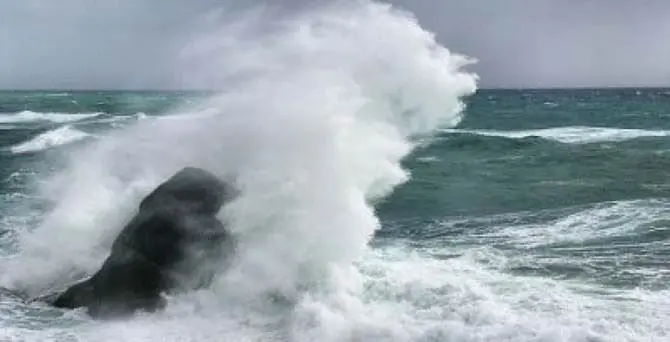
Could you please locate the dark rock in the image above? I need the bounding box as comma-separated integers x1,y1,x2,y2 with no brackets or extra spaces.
48,167,237,318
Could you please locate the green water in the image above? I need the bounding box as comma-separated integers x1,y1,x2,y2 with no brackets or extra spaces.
1,88,669,341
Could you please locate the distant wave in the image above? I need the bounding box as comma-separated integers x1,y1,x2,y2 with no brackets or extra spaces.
90,112,149,126
442,126,670,144
9,126,92,154
0,111,103,124
416,156,440,163
44,92,71,97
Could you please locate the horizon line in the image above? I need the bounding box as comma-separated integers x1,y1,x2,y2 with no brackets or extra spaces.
1,85,669,92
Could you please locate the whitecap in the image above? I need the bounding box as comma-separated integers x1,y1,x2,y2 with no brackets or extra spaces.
0,111,103,124
443,126,670,144
9,126,93,154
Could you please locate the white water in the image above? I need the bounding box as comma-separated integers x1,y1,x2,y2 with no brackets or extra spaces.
9,125,92,154
0,111,102,124
1,1,481,340
443,126,670,144
3,1,667,341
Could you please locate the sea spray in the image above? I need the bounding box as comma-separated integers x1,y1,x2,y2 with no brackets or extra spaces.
3,1,477,337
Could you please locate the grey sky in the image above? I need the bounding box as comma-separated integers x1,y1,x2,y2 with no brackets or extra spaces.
0,0,668,89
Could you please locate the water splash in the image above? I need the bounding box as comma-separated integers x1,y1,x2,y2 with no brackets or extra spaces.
3,1,478,340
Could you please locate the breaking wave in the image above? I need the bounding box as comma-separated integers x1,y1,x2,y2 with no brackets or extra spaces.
442,126,670,144
2,1,481,341
0,111,103,124
9,126,93,155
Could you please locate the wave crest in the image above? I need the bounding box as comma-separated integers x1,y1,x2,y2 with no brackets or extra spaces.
0,111,103,124
9,126,92,154
443,126,670,144
5,1,478,340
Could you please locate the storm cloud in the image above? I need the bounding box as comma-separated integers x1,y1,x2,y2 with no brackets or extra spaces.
0,0,668,89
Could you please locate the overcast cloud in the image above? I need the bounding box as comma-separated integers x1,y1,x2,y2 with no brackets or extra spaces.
0,0,668,89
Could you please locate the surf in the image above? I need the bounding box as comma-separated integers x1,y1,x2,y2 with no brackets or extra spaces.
441,126,670,144
8,125,93,154
1,1,477,340
0,111,102,124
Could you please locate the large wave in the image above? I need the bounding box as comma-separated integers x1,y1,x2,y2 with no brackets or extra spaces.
2,1,477,340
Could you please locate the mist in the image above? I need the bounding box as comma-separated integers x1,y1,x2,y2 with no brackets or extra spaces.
1,0,668,89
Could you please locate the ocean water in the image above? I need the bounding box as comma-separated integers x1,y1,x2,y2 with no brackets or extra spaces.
1,2,670,342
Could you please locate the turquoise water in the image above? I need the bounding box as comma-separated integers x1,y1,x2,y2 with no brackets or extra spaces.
1,89,669,341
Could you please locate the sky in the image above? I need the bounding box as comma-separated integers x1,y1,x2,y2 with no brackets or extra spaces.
0,0,668,89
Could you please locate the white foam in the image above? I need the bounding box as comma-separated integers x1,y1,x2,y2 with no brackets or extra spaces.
443,126,670,144
0,0,474,337
3,1,668,339
0,111,103,124
93,112,150,127
5,0,476,290
6,1,665,341
352,246,670,341
9,126,92,155
462,199,670,249
4,246,668,341
416,156,440,163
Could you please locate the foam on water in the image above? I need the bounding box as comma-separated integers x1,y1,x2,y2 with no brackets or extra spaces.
0,111,103,124
0,0,480,340
443,126,670,144
497,200,670,249
2,1,667,341
5,245,669,341
9,126,93,155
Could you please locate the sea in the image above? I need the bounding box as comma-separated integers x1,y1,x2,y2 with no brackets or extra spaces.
0,87,668,341
1,2,670,342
